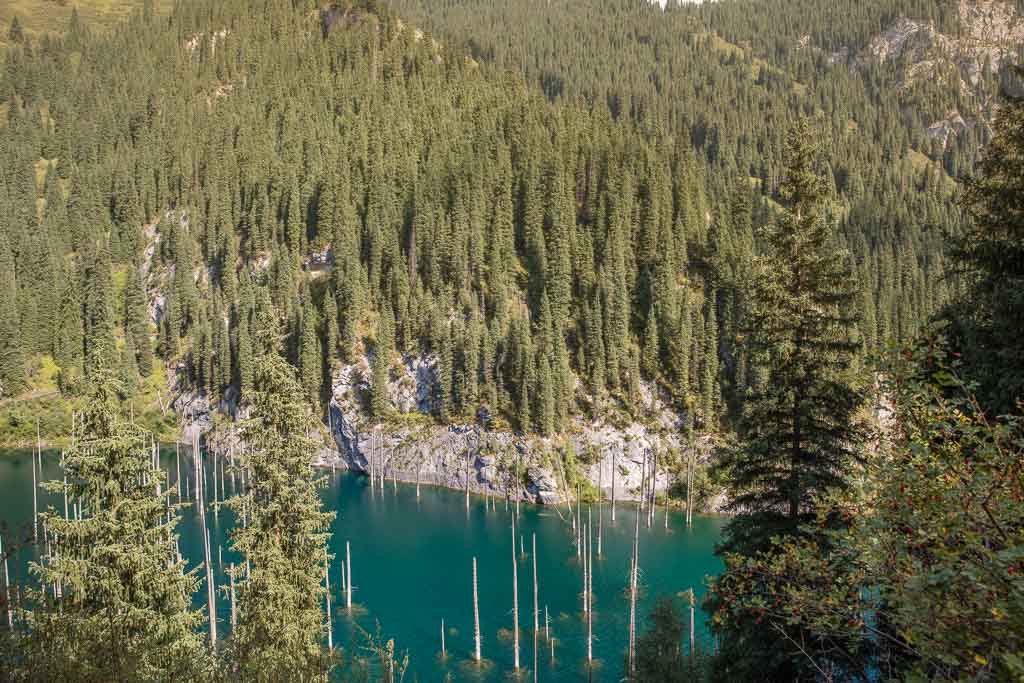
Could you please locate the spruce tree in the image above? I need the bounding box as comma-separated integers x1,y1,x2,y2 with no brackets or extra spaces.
708,119,866,680
21,363,209,681
371,303,395,419
0,233,24,398
228,347,334,679
947,80,1024,415
124,262,153,377
299,296,323,407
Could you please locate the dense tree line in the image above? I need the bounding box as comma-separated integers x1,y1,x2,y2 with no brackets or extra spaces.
0,0,1021,680
0,0,971,441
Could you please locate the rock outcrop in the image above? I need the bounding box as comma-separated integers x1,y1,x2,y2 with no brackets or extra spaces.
822,0,1024,146
316,352,722,509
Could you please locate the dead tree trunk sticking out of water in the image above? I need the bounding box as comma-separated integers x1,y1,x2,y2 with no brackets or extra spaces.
688,588,696,667
533,533,539,683
516,452,522,518
512,514,520,671
628,501,641,676
465,447,471,512
230,563,237,628
648,449,657,528
610,450,617,524
2,535,12,628
229,442,236,494
346,541,353,611
324,551,333,650
175,443,182,504
32,421,39,543
203,526,216,649
212,452,219,521
532,533,539,633
587,519,593,665
472,556,481,661
441,618,446,657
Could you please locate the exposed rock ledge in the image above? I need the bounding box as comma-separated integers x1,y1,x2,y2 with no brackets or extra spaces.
315,353,722,511
173,352,725,513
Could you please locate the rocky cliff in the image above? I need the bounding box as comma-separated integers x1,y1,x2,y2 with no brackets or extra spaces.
315,351,719,509
828,0,1024,145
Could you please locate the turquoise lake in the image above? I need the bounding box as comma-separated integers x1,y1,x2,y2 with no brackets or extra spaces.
0,448,724,680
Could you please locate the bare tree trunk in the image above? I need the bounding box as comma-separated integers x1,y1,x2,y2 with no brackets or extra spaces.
324,553,333,650
587,519,593,664
204,526,216,649
689,588,696,667
33,420,39,543
230,563,237,628
441,618,446,657
2,535,12,628
611,450,617,523
532,532,539,633
512,515,520,670
533,533,539,683
649,449,657,528
473,556,481,661
176,442,182,504
628,501,641,675
346,541,353,611
582,522,588,616
598,463,603,555
212,452,219,521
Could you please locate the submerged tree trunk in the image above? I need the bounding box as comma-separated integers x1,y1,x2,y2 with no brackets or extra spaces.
512,515,520,670
473,556,481,661
346,540,353,611
628,501,640,675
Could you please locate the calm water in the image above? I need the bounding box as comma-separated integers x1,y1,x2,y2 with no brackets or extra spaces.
0,448,724,681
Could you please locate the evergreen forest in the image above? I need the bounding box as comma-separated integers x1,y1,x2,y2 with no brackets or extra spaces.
0,0,1022,680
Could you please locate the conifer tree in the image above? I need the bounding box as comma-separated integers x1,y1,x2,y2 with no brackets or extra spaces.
717,117,865,550
708,118,866,680
124,262,153,377
371,302,395,419
21,363,209,681
229,345,334,679
82,245,117,377
299,296,323,407
0,234,24,398
947,80,1024,415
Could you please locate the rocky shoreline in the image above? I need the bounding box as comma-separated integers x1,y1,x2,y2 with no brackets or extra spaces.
176,351,728,512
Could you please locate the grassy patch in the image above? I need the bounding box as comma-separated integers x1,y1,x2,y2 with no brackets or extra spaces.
0,354,178,448
906,147,957,194
1,1,171,47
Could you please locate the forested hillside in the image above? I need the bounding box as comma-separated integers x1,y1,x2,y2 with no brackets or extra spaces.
1,1,1022,681
0,0,989,446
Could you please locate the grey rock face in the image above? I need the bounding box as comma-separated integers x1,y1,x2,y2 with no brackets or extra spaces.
172,350,727,513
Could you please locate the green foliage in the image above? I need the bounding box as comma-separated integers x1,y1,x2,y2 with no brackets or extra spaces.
945,73,1024,416
707,334,1024,681
633,595,710,683
0,232,25,398
13,362,210,681
228,348,335,679
706,118,867,679
716,118,867,553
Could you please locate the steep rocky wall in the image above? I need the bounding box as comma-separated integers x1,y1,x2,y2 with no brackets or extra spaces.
170,349,723,511
318,352,720,509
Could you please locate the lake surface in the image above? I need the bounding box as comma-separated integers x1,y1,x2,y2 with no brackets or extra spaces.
0,448,724,681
